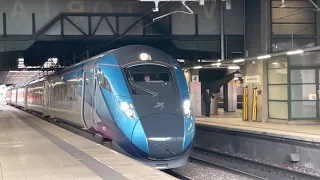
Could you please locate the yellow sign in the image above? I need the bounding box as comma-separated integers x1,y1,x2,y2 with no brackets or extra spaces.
252,88,258,122
243,86,248,121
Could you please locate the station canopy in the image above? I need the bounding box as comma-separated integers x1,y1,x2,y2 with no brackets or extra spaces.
0,58,61,85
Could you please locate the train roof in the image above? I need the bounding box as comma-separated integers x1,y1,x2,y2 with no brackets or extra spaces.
109,45,173,66
7,45,175,88
62,45,174,70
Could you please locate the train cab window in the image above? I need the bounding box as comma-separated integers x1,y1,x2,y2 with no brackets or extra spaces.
97,69,112,92
124,64,178,96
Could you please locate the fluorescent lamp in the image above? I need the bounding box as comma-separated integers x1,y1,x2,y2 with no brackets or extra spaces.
287,49,304,55
233,59,245,63
212,63,221,66
272,62,279,65
228,66,240,70
193,66,202,69
257,55,271,59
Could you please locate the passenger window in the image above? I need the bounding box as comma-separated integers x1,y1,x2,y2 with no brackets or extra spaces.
97,69,112,92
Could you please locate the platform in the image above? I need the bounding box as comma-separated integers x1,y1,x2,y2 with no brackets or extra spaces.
0,105,176,180
196,112,320,143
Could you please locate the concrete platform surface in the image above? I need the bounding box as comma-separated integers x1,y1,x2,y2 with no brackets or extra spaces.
0,105,176,180
196,116,320,143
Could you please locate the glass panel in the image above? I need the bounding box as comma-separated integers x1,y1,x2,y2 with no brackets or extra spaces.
97,68,112,92
268,69,287,84
272,24,315,35
268,85,288,100
272,39,315,53
289,52,320,67
272,1,312,8
269,101,288,119
272,8,314,23
268,56,287,69
291,84,316,100
292,101,316,118
124,64,178,96
291,69,315,84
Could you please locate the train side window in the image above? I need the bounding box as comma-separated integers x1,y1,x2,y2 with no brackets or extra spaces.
97,69,112,92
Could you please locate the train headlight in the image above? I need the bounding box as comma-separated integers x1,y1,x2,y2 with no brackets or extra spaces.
120,101,135,118
183,100,191,116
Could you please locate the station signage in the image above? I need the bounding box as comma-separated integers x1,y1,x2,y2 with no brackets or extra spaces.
309,94,316,100
192,75,199,82
245,75,260,84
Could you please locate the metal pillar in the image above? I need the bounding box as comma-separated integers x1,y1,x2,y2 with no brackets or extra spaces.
220,0,225,60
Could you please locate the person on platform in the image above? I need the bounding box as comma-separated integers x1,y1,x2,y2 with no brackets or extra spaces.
203,88,214,117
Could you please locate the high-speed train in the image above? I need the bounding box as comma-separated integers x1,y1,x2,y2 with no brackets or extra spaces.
6,45,195,169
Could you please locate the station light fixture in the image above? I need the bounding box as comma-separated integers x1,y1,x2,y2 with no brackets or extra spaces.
286,49,304,55
50,58,58,63
257,54,271,60
228,66,240,70
193,66,202,69
233,59,245,63
212,62,221,66
138,0,205,12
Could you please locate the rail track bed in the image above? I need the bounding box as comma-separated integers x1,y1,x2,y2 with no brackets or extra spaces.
192,146,320,180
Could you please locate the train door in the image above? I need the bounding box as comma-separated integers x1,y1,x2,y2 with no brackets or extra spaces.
92,67,99,130
43,80,52,117
11,89,17,105
24,86,27,108
81,67,96,130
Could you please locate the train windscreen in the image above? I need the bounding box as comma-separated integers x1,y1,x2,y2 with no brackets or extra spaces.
124,64,178,96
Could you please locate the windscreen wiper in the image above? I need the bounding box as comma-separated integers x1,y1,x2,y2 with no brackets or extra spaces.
128,78,159,97
127,70,159,97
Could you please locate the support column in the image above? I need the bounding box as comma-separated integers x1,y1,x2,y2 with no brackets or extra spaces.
220,0,225,61
243,0,271,122
316,0,320,45
188,69,202,117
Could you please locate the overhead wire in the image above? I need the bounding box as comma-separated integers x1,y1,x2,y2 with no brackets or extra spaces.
72,0,318,62
72,1,198,61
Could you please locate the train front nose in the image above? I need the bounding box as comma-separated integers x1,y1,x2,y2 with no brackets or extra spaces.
132,113,184,160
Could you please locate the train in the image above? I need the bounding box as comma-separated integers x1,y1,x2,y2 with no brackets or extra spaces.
6,45,195,169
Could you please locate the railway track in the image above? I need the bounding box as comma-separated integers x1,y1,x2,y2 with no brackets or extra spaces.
164,170,195,180
189,155,266,180
192,147,320,180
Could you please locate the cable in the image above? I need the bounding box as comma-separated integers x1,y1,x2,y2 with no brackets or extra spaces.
73,0,316,62
72,1,198,61
194,5,317,53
